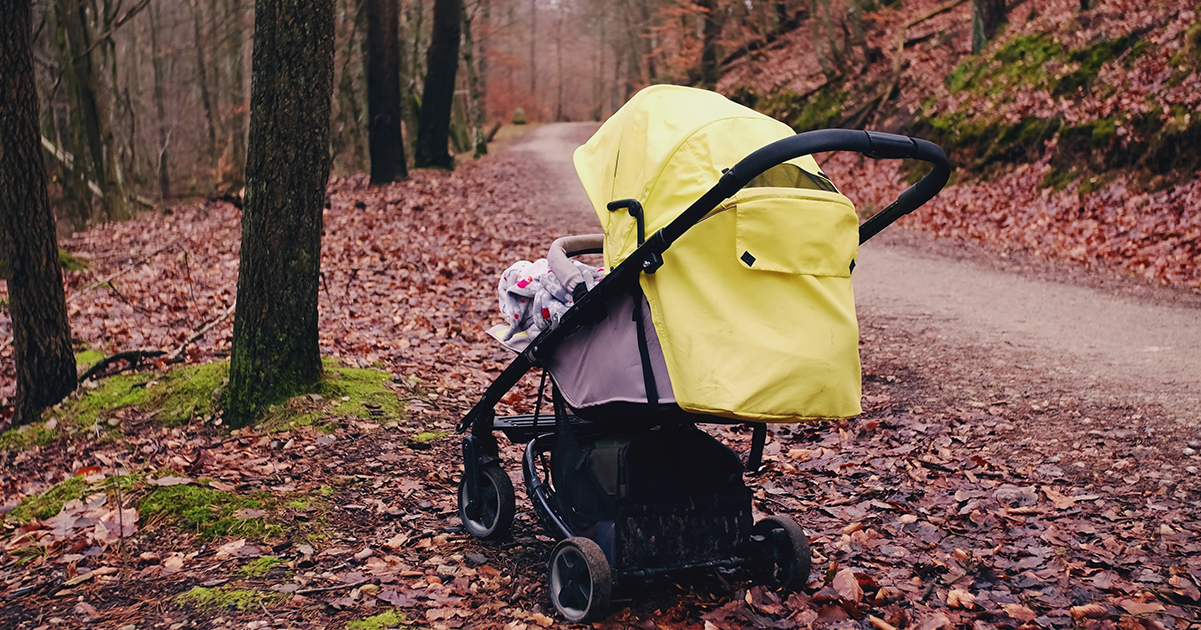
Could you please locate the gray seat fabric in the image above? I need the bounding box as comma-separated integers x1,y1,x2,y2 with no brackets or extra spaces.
544,291,675,410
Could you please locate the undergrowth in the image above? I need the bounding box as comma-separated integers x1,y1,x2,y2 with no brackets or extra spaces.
140,484,282,540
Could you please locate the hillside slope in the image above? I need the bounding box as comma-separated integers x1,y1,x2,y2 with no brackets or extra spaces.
718,0,1201,288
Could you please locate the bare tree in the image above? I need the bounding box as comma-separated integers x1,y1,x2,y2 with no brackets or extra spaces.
414,0,461,169
365,0,408,183
227,0,336,426
1,0,78,426
972,0,1006,53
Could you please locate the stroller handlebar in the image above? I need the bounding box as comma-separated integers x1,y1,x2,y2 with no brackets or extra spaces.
723,129,951,245
457,129,949,435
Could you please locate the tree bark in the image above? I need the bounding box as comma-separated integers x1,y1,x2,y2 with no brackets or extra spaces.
58,0,130,221
227,0,335,427
364,0,407,183
189,0,220,162
462,0,487,156
528,0,536,100
698,0,721,89
149,1,170,200
0,0,78,426
414,0,461,169
971,0,1006,53
225,0,248,187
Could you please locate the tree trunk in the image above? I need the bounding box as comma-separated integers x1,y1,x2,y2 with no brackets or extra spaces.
971,0,1006,54
190,0,219,162
0,0,78,426
225,0,248,187
150,1,170,200
58,0,129,221
554,6,564,121
698,0,721,89
227,0,335,427
400,0,424,164
52,12,94,229
462,0,487,157
365,0,407,183
414,0,461,169
528,0,536,101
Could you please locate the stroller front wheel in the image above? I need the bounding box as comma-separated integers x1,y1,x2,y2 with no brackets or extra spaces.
751,515,812,590
457,464,515,539
548,537,612,623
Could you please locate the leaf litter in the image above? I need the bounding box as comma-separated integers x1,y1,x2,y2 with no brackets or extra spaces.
0,146,1197,627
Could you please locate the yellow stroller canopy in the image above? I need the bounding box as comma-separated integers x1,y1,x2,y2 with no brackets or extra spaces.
573,85,864,422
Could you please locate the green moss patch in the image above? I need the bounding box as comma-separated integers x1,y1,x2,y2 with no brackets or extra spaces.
239,556,286,577
48,361,228,433
140,484,282,540
175,586,285,611
0,422,57,452
8,475,89,523
411,431,447,443
259,360,404,431
74,349,105,370
347,611,413,630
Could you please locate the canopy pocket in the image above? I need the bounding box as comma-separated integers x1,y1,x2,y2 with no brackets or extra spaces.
734,192,858,278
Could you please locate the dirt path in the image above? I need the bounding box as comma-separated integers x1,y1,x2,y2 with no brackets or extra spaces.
507,122,1201,432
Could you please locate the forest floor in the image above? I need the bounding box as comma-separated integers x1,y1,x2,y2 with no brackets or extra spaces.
1,124,1200,630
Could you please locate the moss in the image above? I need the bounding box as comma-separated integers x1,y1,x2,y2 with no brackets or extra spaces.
347,611,413,630
0,250,87,279
791,87,848,132
8,475,89,523
50,361,226,432
318,486,335,496
315,360,404,420
175,586,286,611
1040,165,1081,190
1054,35,1135,96
58,250,89,271
284,499,310,509
411,431,447,443
0,422,57,452
947,34,1064,94
74,349,105,369
140,484,282,540
239,556,286,577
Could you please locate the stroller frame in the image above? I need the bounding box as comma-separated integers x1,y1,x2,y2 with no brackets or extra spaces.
457,129,950,622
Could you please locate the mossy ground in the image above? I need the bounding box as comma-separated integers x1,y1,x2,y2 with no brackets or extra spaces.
347,611,413,630
174,586,286,611
7,475,89,523
239,556,286,577
1,358,404,452
411,431,447,443
140,484,283,540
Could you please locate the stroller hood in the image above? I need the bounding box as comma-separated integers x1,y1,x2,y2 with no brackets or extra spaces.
570,86,863,421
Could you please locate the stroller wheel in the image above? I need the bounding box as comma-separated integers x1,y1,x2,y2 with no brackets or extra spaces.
457,464,515,539
751,515,812,590
548,537,611,623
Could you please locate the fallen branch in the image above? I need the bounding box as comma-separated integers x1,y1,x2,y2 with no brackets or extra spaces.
296,579,371,595
79,350,166,382
165,301,236,361
78,301,235,381
66,244,179,305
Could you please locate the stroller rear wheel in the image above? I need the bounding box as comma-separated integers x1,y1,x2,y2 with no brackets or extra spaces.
457,464,515,539
548,537,611,623
751,515,812,590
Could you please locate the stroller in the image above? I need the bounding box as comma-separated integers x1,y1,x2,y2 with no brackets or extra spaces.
456,86,950,622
